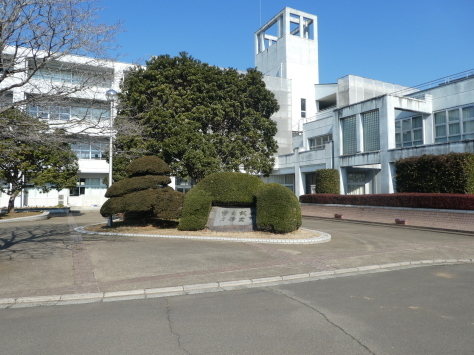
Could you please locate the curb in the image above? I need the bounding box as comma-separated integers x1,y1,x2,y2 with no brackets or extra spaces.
0,211,50,224
74,225,332,245
2,258,472,309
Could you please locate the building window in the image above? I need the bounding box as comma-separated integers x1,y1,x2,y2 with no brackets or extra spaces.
395,116,423,148
260,174,295,192
70,141,108,160
70,178,105,196
30,64,113,87
175,177,195,193
341,115,356,155
27,105,71,120
301,98,306,118
347,172,366,195
362,110,380,152
435,105,474,142
309,134,332,150
27,104,109,121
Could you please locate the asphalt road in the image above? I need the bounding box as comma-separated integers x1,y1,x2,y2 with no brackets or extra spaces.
1,263,473,355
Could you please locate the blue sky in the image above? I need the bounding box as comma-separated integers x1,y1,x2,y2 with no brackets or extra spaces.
101,0,474,87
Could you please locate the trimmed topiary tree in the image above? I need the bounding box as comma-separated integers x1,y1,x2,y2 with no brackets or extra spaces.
178,172,264,230
256,183,302,233
100,156,184,223
315,169,340,194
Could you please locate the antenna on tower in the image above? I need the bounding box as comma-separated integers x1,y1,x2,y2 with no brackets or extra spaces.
259,0,262,27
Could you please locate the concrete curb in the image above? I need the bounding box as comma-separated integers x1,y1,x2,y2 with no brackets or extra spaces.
0,211,50,224
2,258,472,309
74,225,332,245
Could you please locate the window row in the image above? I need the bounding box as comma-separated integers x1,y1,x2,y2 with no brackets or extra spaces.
309,134,332,150
434,105,474,142
70,178,107,196
27,105,110,121
31,66,113,87
70,142,109,160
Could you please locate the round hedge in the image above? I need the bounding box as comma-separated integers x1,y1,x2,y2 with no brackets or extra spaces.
105,175,172,197
125,156,171,177
256,183,302,233
194,172,265,206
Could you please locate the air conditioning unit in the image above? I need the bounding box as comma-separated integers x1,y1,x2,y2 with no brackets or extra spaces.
58,194,64,205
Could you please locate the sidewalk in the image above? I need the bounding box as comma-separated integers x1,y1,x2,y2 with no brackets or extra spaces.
301,204,474,233
0,210,473,307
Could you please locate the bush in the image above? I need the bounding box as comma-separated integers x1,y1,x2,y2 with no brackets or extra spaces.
177,189,213,230
299,193,474,210
395,153,474,194
125,156,171,177
194,172,265,206
178,172,264,230
315,169,340,194
256,183,302,233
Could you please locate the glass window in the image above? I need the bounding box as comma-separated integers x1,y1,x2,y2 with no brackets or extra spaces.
70,178,106,196
435,105,474,142
301,98,306,118
309,134,332,150
362,110,380,152
70,141,108,160
395,115,423,148
341,116,356,155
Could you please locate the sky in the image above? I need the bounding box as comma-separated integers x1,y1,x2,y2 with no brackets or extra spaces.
100,0,474,87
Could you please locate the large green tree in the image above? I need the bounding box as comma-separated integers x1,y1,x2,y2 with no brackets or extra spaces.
0,110,78,212
115,52,279,182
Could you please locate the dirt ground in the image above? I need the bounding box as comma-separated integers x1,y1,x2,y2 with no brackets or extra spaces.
84,221,320,240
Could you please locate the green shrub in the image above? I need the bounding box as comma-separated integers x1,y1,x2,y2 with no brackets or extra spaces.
395,153,474,193
125,156,171,177
105,175,172,197
315,169,340,194
178,172,264,230
256,183,302,233
177,189,213,230
195,172,265,206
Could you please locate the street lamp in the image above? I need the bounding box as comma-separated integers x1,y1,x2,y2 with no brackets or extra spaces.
106,88,118,226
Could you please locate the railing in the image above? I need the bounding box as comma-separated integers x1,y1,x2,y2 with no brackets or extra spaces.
302,105,336,124
391,69,474,100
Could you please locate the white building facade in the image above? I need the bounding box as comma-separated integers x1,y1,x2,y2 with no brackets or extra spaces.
1,7,473,208
258,7,474,197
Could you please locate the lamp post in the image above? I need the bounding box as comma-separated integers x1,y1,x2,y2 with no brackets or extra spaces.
106,88,118,226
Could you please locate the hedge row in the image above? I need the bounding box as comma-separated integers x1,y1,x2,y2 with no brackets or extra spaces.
395,153,474,194
299,193,474,210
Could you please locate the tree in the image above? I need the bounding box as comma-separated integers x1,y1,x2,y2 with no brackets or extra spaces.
0,0,123,158
0,109,78,212
115,52,279,182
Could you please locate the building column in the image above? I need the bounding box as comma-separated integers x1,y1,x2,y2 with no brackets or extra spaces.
293,148,304,197
356,113,363,153
379,96,396,193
